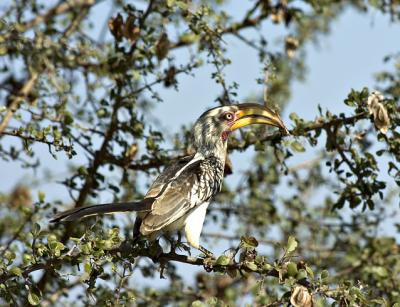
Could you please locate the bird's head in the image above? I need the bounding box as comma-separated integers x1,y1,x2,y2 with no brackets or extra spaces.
192,103,288,158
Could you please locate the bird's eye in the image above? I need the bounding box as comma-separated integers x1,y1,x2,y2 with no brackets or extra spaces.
224,112,234,121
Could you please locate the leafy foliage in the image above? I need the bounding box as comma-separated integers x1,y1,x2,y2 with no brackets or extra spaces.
0,0,399,306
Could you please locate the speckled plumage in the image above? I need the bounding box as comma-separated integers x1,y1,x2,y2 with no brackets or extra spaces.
137,153,225,248
51,103,287,254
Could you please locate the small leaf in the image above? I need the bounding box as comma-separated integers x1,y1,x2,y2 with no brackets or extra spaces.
38,191,45,203
191,300,206,307
32,223,41,236
296,269,307,280
305,265,314,279
320,269,329,280
10,267,22,277
166,0,175,8
245,262,258,271
4,250,16,263
290,141,305,152
286,236,298,254
240,236,259,248
28,292,41,306
215,255,230,266
287,262,298,277
84,262,92,274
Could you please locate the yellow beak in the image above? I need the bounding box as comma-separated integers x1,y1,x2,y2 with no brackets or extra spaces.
230,103,289,134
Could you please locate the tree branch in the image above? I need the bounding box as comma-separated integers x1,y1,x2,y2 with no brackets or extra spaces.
21,0,96,30
1,130,73,153
0,73,39,135
0,240,279,284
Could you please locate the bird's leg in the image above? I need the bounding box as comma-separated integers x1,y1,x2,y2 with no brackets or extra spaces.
199,245,215,259
175,231,191,255
148,239,164,263
177,231,182,245
164,234,178,255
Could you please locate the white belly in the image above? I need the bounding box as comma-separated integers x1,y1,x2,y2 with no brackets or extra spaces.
183,201,209,249
160,201,209,249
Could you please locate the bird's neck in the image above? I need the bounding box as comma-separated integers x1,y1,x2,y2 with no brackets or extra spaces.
195,139,227,164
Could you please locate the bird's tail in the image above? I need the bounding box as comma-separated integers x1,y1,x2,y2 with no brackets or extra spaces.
50,199,153,223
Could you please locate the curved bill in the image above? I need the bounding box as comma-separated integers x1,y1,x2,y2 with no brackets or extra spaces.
230,103,289,134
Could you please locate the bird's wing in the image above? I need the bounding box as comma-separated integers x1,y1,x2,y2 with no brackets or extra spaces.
140,155,204,234
144,154,195,199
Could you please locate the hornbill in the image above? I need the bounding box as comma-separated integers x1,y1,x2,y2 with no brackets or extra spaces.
51,103,288,256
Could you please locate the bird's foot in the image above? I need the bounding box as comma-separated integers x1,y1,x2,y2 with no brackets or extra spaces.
179,243,191,255
166,232,191,256
199,245,215,259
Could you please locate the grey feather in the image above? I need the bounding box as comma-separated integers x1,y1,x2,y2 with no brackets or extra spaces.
140,155,224,235
50,199,153,223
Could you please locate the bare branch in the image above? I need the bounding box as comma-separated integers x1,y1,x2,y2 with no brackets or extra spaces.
22,0,96,30
0,73,39,135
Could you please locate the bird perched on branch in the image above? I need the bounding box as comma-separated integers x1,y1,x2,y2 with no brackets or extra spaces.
51,103,288,256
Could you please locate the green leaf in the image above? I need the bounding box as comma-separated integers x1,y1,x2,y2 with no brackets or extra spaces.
240,236,259,248
289,112,299,121
191,300,206,307
320,269,329,280
63,112,74,125
47,234,57,243
215,255,230,266
286,236,298,254
4,250,16,263
287,262,298,277
38,191,45,203
10,267,22,277
296,269,307,280
370,266,388,278
290,140,305,152
84,262,92,274
28,292,41,306
166,0,175,8
245,262,258,271
32,223,41,236
305,265,314,279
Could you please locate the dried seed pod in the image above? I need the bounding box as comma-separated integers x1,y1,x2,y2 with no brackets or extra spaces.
108,13,124,42
366,91,391,134
124,15,140,43
156,32,170,61
290,285,313,307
